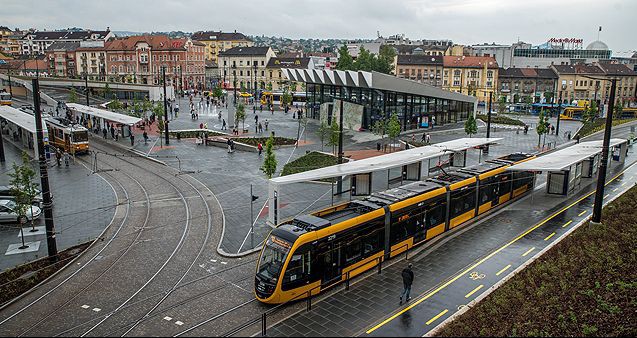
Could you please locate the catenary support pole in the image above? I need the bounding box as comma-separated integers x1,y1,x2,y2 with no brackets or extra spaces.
592,78,617,224
33,78,58,258
337,98,344,194
163,67,170,145
484,91,492,154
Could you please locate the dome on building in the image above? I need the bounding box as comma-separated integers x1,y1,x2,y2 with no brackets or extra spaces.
586,40,609,51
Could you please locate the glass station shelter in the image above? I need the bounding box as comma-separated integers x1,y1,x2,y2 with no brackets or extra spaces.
282,68,477,131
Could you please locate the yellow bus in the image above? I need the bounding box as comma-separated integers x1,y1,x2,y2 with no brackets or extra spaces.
560,106,586,120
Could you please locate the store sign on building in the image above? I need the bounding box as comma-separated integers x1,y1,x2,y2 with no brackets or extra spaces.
548,38,584,49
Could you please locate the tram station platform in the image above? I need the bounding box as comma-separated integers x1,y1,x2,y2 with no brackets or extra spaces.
262,144,637,337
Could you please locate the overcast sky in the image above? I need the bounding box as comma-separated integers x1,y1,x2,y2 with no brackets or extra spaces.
3,0,635,54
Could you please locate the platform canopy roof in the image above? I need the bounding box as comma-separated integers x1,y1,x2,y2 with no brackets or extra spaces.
281,68,477,104
66,103,142,126
508,139,627,172
271,138,502,185
0,106,47,134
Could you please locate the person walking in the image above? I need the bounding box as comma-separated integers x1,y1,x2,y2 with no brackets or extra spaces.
227,138,232,153
102,127,107,139
63,150,70,167
55,148,62,167
130,134,135,146
400,263,415,305
258,142,263,157
222,119,227,130
258,122,263,134
200,122,204,129
143,131,148,144
264,119,269,131
110,125,115,139
115,128,120,141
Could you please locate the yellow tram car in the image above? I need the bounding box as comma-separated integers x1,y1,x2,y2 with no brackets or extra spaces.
255,153,537,304
45,117,89,154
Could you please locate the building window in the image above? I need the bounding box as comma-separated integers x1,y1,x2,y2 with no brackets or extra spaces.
487,71,493,78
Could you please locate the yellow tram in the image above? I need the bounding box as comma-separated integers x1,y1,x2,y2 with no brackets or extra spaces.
255,153,537,304
0,92,11,106
45,117,89,154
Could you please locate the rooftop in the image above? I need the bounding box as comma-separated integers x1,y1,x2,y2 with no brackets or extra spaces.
596,63,637,76
396,54,443,66
552,64,605,75
23,30,110,41
218,46,272,57
191,31,252,42
443,56,498,69
498,67,558,79
105,35,202,51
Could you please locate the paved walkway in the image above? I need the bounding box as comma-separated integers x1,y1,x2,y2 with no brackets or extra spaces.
0,138,116,271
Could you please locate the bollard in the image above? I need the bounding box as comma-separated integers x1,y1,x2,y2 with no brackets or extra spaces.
345,272,350,290
377,257,382,274
306,292,312,312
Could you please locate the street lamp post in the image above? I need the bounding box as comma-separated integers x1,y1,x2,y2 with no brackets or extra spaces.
162,67,170,145
556,82,566,136
484,91,493,154
592,78,618,225
7,68,13,98
84,71,90,106
232,64,237,105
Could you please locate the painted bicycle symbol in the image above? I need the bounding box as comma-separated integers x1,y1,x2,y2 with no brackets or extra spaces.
469,271,486,280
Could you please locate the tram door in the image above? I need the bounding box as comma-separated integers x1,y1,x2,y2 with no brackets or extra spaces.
320,242,341,285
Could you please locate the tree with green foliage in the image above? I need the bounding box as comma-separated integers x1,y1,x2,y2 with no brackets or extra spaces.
387,112,401,152
536,109,549,148
614,100,624,119
281,90,293,108
266,82,273,91
464,114,478,138
9,152,39,239
261,135,278,179
372,118,387,148
68,88,78,104
328,121,340,155
317,120,330,152
212,86,223,99
584,101,598,123
235,103,246,131
523,95,533,109
336,45,355,71
107,99,124,111
497,96,507,114
376,45,396,74
104,83,112,99
544,91,554,104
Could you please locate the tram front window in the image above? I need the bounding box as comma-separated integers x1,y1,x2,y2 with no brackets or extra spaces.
257,235,291,283
73,131,89,143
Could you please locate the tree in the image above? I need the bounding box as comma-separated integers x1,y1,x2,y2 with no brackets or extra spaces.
212,86,223,99
376,45,396,75
336,45,355,71
544,91,554,104
497,96,507,114
536,109,549,148
387,112,401,153
614,100,624,119
9,153,39,248
584,101,598,123
355,47,374,72
266,82,273,91
372,118,387,148
328,120,340,155
281,90,292,108
317,120,330,152
261,135,278,179
107,99,123,111
104,83,113,99
68,88,78,104
235,103,246,131
464,114,478,138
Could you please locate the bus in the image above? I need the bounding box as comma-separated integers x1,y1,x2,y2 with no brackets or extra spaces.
0,92,11,106
45,117,89,154
620,107,637,119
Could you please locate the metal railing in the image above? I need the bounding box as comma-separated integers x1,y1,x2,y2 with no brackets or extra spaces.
222,243,411,337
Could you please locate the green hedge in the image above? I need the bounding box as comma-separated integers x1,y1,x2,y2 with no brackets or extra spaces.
235,136,296,147
437,185,637,337
576,118,637,138
168,130,226,139
477,114,527,127
281,151,338,177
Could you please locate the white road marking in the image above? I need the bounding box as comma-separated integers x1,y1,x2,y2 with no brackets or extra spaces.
175,321,184,326
163,316,172,321
81,305,90,309
92,308,101,312
221,261,228,265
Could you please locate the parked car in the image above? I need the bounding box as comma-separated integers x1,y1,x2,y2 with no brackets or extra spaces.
0,200,42,223
0,185,45,208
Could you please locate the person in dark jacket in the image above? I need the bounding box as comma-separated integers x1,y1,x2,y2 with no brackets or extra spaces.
400,263,414,305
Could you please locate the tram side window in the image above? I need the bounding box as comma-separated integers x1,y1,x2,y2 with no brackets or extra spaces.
282,245,312,291
479,177,496,204
499,174,512,196
345,238,362,264
363,229,383,256
450,187,476,218
426,201,446,229
513,172,534,190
